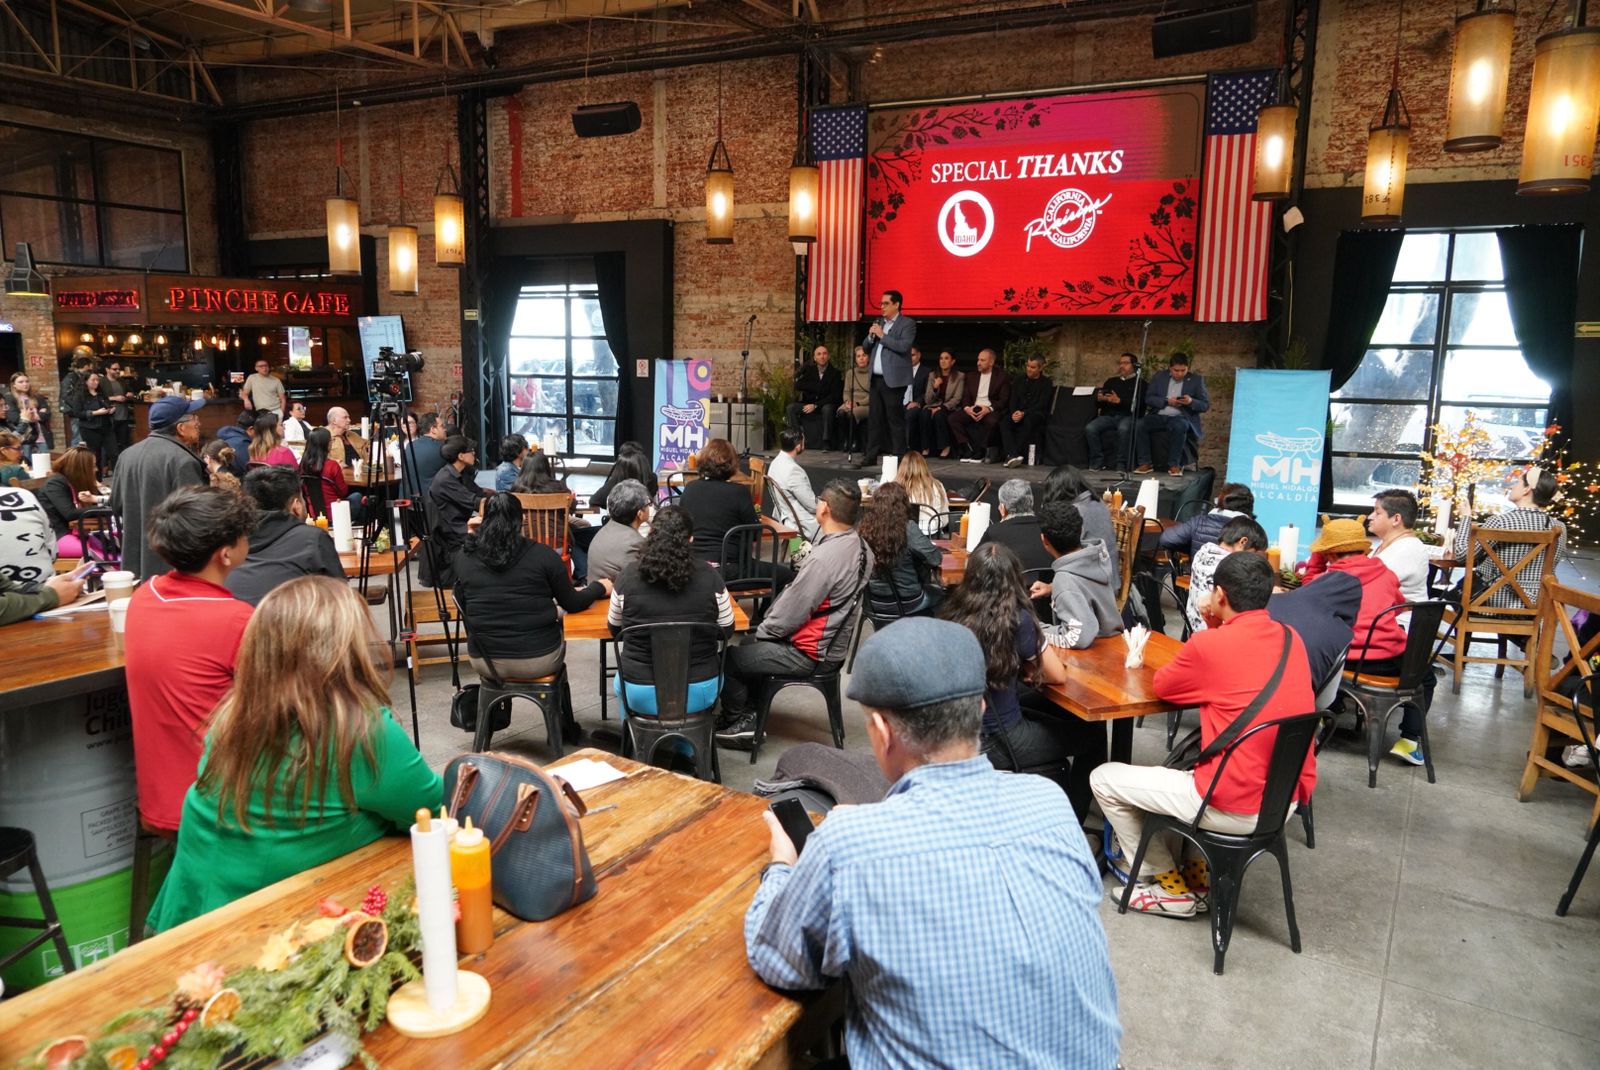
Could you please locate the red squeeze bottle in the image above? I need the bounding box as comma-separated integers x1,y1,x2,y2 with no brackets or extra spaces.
450,817,494,955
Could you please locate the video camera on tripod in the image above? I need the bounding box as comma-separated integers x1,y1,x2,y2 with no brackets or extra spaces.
369,346,425,418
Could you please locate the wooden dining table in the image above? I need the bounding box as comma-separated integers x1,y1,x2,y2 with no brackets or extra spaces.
562,599,751,642
1040,631,1184,763
0,750,828,1069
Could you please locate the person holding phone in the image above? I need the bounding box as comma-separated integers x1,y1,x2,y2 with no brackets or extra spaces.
744,616,1120,1069
0,567,83,625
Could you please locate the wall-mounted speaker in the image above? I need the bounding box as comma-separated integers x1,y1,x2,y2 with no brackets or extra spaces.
1152,3,1256,58
572,101,642,138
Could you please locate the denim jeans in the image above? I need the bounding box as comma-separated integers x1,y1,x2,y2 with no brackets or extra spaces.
1135,413,1192,468
1084,413,1132,468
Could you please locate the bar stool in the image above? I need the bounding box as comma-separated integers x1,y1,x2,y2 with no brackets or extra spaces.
128,822,176,946
0,827,75,977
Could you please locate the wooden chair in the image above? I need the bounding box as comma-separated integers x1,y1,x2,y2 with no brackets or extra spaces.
1517,577,1600,832
406,588,461,682
511,492,572,562
1109,504,1145,612
1445,524,1560,697
746,456,766,511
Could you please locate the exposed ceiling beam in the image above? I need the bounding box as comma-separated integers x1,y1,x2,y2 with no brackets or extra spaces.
175,0,441,68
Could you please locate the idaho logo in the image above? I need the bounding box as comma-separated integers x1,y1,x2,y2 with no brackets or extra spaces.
937,191,994,258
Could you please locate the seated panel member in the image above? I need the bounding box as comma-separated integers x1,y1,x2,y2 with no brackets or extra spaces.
1001,356,1052,468
1084,352,1140,469
901,346,932,453
786,345,841,446
947,347,1010,463
1134,352,1209,477
744,616,1121,1069
915,349,965,458
832,348,871,451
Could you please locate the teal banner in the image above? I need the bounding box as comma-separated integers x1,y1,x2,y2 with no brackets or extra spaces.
1225,369,1331,546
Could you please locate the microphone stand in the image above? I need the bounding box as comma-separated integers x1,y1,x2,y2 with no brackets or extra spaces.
739,314,756,460
843,359,858,465
1117,319,1152,486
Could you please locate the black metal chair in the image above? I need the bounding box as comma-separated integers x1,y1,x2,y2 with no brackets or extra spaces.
473,667,575,756
718,522,784,626
1336,600,1453,788
1116,711,1321,975
72,506,122,570
911,502,951,539
748,601,864,764
127,822,175,946
1299,648,1350,850
0,826,75,978
613,622,730,783
1557,675,1600,916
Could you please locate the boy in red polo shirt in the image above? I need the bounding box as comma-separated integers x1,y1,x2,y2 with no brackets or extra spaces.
1091,552,1315,917
125,485,257,832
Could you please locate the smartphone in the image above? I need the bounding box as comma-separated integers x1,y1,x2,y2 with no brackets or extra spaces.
769,798,816,857
67,560,101,581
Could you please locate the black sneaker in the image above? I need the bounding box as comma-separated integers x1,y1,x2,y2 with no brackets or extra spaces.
715,712,758,749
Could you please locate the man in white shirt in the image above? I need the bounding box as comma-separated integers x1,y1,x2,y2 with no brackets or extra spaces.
1368,488,1430,606
767,428,820,542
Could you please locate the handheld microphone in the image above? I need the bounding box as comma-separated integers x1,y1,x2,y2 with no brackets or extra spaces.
746,314,758,325
1143,319,1153,329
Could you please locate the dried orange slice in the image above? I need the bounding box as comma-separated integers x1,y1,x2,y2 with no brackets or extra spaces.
200,987,242,1027
38,1036,87,1069
342,914,389,968
103,1044,140,1070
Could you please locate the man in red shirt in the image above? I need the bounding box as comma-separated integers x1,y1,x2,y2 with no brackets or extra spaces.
1091,553,1315,917
125,485,258,832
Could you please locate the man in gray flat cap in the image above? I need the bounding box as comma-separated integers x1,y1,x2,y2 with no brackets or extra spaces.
744,617,1120,1070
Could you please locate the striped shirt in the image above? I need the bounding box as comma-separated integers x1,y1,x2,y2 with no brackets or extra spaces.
745,756,1121,1069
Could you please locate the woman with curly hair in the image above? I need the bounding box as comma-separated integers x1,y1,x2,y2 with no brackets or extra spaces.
859,481,942,617
940,542,1101,820
452,492,610,685
608,504,736,720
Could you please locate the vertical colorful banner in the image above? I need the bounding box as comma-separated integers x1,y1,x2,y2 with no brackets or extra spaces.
1225,370,1331,546
652,358,713,475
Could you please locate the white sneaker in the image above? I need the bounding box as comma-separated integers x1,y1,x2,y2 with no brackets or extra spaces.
1004,456,1023,468
1114,879,1198,919
1563,744,1594,769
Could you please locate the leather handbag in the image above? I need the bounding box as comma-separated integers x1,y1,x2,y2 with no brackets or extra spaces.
442,752,598,921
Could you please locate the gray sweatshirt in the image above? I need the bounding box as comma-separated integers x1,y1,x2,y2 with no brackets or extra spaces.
1043,539,1124,650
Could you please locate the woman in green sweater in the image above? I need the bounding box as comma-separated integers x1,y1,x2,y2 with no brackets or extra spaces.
149,576,442,933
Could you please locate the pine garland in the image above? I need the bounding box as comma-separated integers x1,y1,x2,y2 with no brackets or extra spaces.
20,881,422,1070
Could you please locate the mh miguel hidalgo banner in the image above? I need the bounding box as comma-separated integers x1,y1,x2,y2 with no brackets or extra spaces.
863,84,1205,318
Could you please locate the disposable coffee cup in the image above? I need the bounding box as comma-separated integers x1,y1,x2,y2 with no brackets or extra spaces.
108,599,130,634
101,571,136,604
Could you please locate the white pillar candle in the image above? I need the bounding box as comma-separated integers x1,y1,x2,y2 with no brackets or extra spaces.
966,501,992,548
330,499,354,552
359,417,371,439
1432,499,1451,540
880,455,898,486
29,453,50,478
1133,477,1161,518
409,813,459,1011
1279,525,1299,567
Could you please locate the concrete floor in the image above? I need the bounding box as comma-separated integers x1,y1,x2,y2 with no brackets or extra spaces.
392,557,1600,1070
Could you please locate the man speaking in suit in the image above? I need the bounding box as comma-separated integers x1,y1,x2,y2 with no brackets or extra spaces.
860,289,917,467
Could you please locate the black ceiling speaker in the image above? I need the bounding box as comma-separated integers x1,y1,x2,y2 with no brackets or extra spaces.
1152,3,1256,58
572,102,643,138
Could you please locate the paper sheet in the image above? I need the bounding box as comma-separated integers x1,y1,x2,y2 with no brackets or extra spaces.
37,590,107,617
556,758,628,792
1072,385,1095,396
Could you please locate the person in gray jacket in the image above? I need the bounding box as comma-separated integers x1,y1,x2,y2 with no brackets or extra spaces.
586,478,650,583
109,395,207,578
716,480,872,748
1033,502,1123,650
225,466,346,606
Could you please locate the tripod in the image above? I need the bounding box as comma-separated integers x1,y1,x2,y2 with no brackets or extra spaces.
1116,319,1153,487
738,313,757,460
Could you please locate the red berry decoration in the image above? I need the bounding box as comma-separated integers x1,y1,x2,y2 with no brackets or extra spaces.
360,884,388,916
137,1060,153,1070
182,1008,199,1023
163,1031,180,1046
150,1046,167,1060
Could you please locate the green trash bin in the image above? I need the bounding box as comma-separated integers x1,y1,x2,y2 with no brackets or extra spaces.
0,685,153,991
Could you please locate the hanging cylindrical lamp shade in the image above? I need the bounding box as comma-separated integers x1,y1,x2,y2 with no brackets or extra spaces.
1443,5,1516,152
325,193,362,276
1362,86,1411,223
705,139,735,244
1518,24,1600,194
388,224,419,296
1251,102,1297,200
433,192,465,266
788,160,819,242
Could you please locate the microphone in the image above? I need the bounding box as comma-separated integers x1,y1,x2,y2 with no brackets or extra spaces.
746,314,758,325
1143,319,1153,329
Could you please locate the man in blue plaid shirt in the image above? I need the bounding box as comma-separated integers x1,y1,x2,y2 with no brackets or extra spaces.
744,617,1120,1069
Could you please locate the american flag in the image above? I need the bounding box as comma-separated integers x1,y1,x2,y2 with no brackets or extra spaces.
805,105,867,323
1194,71,1277,322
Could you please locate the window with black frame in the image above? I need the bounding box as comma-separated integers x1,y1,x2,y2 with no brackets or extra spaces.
0,122,187,271
506,264,619,459
1329,230,1551,511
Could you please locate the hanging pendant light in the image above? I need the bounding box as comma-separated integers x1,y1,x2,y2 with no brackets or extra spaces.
1518,4,1600,194
326,90,362,276
1363,9,1411,224
788,104,819,241
1444,2,1517,152
388,160,420,296
1251,100,1297,201
433,140,465,267
705,67,735,244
